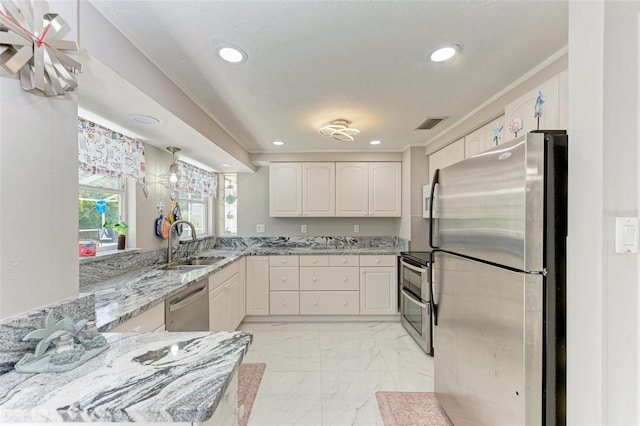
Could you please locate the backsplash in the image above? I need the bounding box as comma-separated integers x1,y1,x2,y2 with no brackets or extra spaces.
0,293,95,375
214,236,409,251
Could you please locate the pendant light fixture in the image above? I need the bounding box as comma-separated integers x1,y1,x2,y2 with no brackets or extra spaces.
160,147,186,190
319,119,360,142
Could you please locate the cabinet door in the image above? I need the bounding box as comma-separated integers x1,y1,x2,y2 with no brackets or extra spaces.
227,275,240,330
442,138,465,167
209,283,228,331
465,126,496,158
360,267,397,315
238,257,246,322
335,162,369,216
270,163,302,217
504,74,559,143
303,162,335,216
246,256,269,315
368,162,401,217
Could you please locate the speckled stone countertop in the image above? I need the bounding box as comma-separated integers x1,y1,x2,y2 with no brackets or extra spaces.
92,243,403,332
0,331,252,422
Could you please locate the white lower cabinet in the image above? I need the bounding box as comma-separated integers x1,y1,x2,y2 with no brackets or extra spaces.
299,267,359,291
209,262,243,331
196,371,239,426
110,302,165,333
359,255,397,315
299,291,359,315
246,256,270,315
270,291,300,315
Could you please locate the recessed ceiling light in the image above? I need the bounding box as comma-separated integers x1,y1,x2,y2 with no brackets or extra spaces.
221,163,232,167
430,45,460,62
129,114,160,124
272,141,285,146
369,140,382,145
216,44,247,64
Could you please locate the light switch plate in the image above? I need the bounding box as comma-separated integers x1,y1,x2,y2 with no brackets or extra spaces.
353,225,359,233
301,224,307,233
256,224,265,233
615,217,639,253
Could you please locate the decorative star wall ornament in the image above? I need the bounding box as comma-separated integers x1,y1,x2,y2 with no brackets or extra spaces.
0,0,82,96
508,118,523,138
491,122,503,143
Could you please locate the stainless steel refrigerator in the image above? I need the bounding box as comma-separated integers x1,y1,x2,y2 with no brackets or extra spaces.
428,131,567,426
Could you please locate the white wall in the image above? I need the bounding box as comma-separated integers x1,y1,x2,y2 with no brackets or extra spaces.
399,148,411,241
237,166,401,237
568,2,639,424
0,0,79,319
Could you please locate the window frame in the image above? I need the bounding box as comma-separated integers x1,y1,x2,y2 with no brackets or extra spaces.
177,191,210,239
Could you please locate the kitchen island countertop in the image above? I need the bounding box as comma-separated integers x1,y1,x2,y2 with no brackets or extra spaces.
0,331,252,423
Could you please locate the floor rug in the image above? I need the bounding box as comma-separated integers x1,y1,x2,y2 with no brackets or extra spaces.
376,391,453,426
238,363,266,426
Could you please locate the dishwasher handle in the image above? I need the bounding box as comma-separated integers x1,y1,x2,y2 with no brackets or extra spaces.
169,285,208,312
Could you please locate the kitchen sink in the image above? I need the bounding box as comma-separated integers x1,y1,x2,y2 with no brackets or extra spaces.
162,264,208,271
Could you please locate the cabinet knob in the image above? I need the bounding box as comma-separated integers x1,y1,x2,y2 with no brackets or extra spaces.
281,259,286,264
343,301,348,306
376,259,380,264
282,301,287,306
342,277,347,282
312,301,317,306
282,277,287,281
342,259,347,263
134,326,141,333
313,277,317,281
312,259,317,264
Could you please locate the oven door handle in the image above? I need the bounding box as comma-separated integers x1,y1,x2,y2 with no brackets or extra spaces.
401,288,428,310
400,259,426,275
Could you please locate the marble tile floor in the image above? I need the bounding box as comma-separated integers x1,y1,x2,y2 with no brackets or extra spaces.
238,321,433,426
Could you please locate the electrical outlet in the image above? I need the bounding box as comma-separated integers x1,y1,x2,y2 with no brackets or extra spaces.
256,224,265,233
354,224,359,233
301,224,307,233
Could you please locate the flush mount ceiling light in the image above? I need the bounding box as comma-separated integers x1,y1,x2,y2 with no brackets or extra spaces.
319,119,360,142
159,147,187,190
216,44,248,64
130,114,160,125
430,44,461,62
369,140,382,145
272,141,285,146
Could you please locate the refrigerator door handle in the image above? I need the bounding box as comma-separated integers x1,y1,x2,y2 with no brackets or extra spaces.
429,250,438,326
429,168,440,249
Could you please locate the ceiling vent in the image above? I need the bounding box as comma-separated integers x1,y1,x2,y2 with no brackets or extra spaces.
416,117,448,130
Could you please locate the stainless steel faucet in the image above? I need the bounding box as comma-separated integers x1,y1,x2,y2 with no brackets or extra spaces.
167,220,197,264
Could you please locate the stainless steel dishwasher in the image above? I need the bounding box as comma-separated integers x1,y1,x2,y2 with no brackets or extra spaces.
165,279,209,331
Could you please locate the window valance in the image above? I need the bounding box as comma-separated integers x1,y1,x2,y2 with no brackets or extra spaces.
178,160,217,198
78,118,146,184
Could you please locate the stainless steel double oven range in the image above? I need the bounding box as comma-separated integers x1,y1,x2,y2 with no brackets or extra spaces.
399,251,433,355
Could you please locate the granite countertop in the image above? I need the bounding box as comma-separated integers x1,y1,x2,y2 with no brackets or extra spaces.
92,245,402,332
0,331,252,422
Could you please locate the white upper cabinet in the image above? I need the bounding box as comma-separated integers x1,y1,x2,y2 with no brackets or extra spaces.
464,116,505,158
429,138,465,183
270,163,302,217
336,162,401,217
336,162,368,216
504,74,560,143
303,162,335,216
368,162,402,217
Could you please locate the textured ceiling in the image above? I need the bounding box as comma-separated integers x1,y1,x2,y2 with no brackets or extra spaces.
88,0,568,155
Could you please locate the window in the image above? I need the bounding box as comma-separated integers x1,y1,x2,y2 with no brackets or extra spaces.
78,169,125,249
178,191,208,238
222,174,237,235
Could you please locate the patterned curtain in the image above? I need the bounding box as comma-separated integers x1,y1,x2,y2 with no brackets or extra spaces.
177,160,217,198
77,118,146,184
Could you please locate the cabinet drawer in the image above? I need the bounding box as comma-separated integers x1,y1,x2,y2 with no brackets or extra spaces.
209,261,240,290
329,255,359,267
269,267,299,291
269,255,299,267
111,302,164,333
300,291,359,315
300,267,359,291
270,291,300,315
359,255,397,267
299,255,329,267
